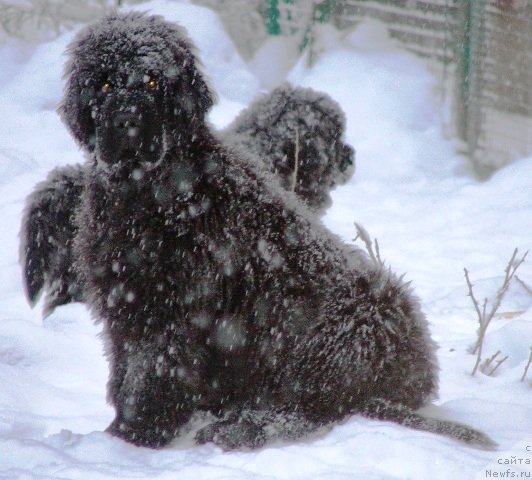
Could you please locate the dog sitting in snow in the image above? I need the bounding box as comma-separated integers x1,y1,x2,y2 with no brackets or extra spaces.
20,12,494,450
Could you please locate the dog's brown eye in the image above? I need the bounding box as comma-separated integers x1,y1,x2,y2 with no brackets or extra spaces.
147,77,158,90
101,81,113,93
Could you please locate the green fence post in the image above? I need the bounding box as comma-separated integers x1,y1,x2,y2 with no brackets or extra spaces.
456,0,477,148
266,0,281,35
463,0,485,159
300,0,336,64
263,0,337,65
462,0,475,143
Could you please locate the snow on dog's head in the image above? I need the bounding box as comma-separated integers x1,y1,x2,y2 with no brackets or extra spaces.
59,12,215,170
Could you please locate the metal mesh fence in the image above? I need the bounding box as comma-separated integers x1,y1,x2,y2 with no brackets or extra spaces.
460,1,532,172
332,0,458,64
328,0,532,172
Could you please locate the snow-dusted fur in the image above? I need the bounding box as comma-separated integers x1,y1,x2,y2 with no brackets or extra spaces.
224,84,355,212
20,164,85,313
20,88,353,315
21,12,494,450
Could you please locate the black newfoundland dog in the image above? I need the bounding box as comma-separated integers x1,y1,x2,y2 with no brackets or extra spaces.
20,12,494,450
21,88,354,316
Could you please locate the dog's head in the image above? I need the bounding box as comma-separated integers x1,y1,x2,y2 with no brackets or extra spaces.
229,84,355,210
59,12,214,170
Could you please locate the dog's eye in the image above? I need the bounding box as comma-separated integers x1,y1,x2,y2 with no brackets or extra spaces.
146,77,158,90
101,81,113,93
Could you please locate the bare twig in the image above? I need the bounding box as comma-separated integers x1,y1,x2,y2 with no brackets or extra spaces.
479,350,508,376
515,275,532,296
521,347,532,382
482,350,501,368
353,223,384,267
374,238,382,265
464,267,484,331
489,354,508,376
480,249,528,343
466,248,528,376
464,267,488,368
290,128,300,193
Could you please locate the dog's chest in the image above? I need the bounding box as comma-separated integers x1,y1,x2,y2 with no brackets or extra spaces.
84,180,225,307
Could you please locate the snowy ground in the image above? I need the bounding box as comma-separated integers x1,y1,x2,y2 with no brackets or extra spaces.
0,1,530,479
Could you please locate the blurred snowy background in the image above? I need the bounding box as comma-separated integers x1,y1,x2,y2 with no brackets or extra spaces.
0,0,530,479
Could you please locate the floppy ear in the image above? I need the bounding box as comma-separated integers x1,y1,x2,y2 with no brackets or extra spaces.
58,40,97,152
59,77,96,151
335,142,355,184
166,35,215,130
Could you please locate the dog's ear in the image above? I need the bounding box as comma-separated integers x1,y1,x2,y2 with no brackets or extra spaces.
337,143,355,174
166,34,215,129
59,77,96,152
58,39,97,152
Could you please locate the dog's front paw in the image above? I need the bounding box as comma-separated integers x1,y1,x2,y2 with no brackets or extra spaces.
195,416,266,450
106,417,175,449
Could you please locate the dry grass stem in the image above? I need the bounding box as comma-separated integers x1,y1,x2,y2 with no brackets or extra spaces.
515,275,532,295
465,248,528,376
354,223,384,267
521,347,532,382
479,350,508,376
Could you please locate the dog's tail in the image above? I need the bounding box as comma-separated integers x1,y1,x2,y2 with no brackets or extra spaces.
360,399,497,450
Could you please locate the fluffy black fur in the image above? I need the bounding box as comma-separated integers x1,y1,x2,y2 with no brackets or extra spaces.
20,164,85,313
20,86,354,314
224,83,354,212
21,12,495,451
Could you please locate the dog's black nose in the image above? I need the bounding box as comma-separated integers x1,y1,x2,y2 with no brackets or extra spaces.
112,112,140,134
